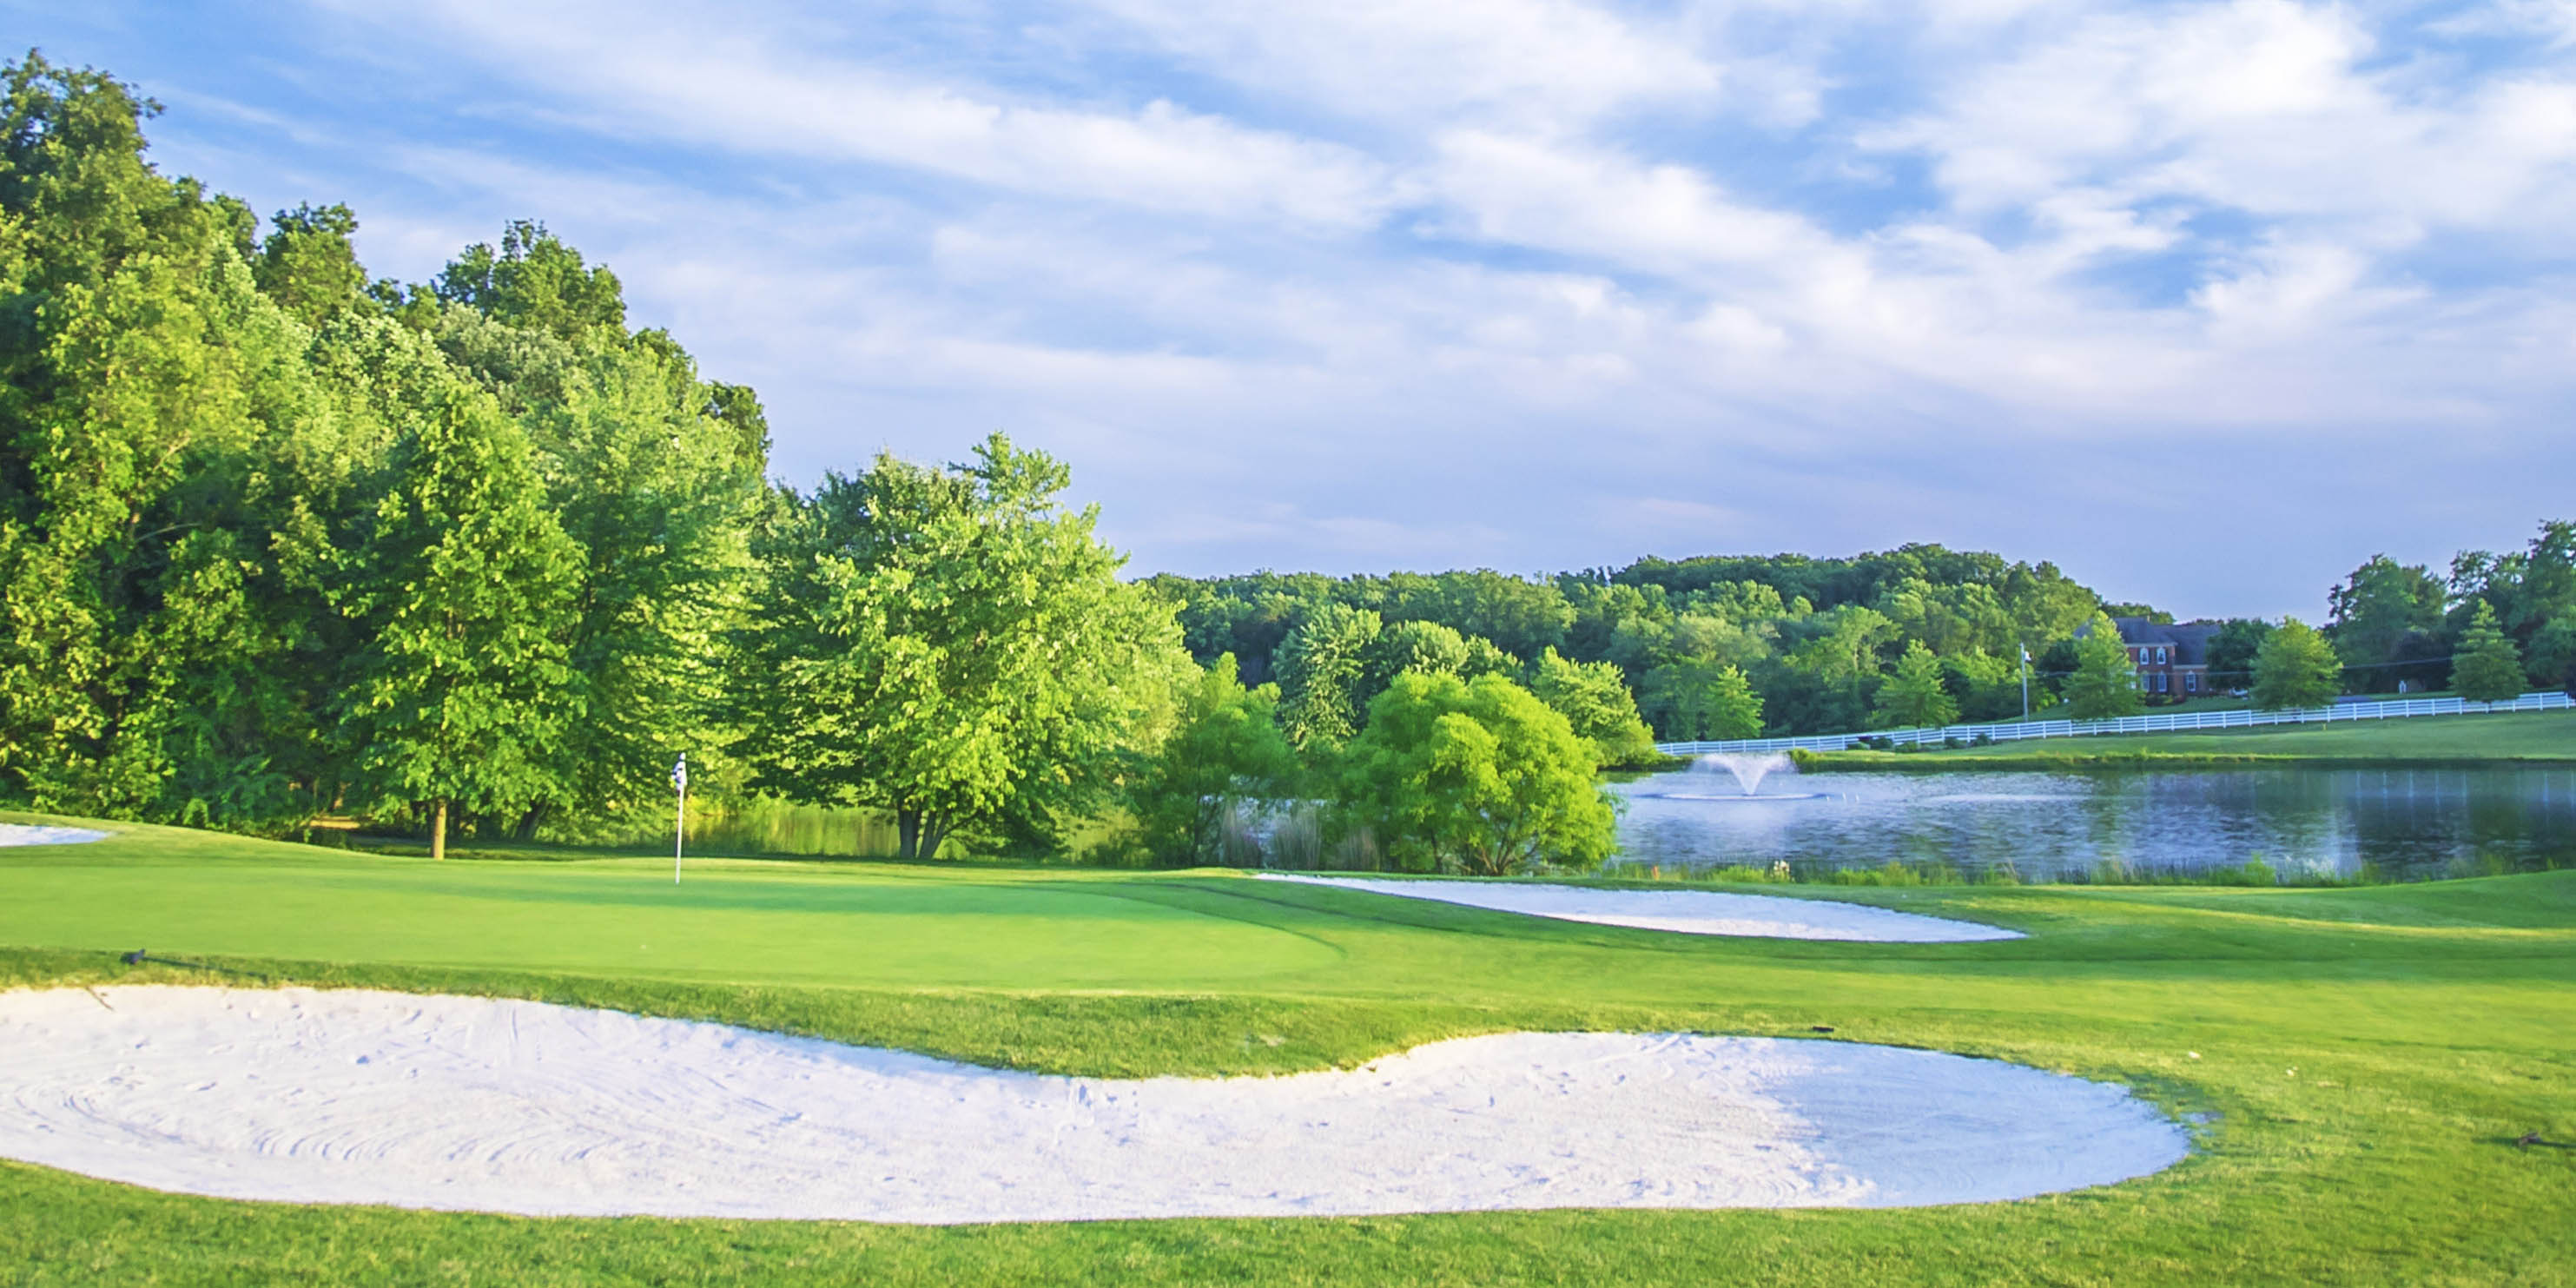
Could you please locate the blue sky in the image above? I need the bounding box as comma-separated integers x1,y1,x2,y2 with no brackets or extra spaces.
14,0,2576,618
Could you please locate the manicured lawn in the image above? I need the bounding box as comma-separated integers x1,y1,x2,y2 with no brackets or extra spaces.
1800,710,2576,769
3,809,2573,1285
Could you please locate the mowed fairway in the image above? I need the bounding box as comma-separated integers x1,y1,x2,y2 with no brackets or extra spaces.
3,811,2574,1285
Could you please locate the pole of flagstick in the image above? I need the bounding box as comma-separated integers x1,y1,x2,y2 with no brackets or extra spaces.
674,766,686,884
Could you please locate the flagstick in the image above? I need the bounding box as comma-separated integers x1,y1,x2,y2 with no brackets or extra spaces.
673,771,686,884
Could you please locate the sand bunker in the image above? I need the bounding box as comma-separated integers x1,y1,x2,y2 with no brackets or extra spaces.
1258,875,2022,942
0,987,2181,1221
0,823,109,847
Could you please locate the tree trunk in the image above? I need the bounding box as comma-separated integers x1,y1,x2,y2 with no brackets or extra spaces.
432,798,449,861
897,808,921,861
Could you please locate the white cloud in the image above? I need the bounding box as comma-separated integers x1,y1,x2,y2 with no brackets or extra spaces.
1072,0,1722,128
321,0,1398,228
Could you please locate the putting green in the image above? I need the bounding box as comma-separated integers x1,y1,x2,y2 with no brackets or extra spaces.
0,849,1339,989
3,809,2573,1286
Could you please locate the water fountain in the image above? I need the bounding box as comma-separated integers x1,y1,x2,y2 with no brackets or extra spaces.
1642,751,1825,801
1701,752,1793,796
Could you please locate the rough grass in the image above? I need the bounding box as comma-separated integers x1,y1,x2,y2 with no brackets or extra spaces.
3,810,2573,1285
1794,709,2576,769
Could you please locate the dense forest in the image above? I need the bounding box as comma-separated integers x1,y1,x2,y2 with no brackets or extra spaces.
4,56,2570,869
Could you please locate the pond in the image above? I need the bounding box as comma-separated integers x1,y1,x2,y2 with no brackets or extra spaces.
673,801,902,859
1612,763,2576,882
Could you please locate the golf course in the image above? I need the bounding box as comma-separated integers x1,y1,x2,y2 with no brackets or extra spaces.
3,811,2572,1285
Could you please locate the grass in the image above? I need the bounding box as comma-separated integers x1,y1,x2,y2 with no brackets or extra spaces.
1795,709,2576,769
3,808,2574,1285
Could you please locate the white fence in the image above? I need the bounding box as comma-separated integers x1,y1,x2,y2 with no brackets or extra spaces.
1655,690,2575,756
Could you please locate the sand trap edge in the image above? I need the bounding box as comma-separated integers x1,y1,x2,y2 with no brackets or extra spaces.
1255,874,2025,942
0,822,112,847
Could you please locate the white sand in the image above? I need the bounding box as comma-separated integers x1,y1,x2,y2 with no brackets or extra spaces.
1258,875,2023,942
0,823,109,847
0,987,2181,1221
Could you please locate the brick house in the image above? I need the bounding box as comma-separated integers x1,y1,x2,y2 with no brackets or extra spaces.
2111,618,2223,701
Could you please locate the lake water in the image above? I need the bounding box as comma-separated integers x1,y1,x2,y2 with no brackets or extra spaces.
675,801,902,859
1612,764,2576,882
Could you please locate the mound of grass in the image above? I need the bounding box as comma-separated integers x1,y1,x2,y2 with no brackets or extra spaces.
2,811,2573,1285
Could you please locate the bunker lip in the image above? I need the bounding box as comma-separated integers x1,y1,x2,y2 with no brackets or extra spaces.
0,987,2183,1223
0,823,110,847
1257,874,2024,942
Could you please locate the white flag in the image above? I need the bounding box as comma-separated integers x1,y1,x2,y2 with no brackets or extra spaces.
671,753,688,792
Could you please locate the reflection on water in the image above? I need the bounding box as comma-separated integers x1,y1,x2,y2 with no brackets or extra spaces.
673,801,901,859
1614,766,2576,881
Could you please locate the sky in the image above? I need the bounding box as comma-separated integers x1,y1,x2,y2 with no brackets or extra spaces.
11,0,2576,618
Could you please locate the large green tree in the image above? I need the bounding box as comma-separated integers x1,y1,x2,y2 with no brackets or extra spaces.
0,55,337,825
1646,659,1764,741
1272,603,1381,752
2449,602,2526,703
431,219,625,342
2251,618,2343,710
739,433,1187,860
1872,641,1960,729
426,261,770,839
1121,654,1300,866
251,202,367,327
2203,618,2275,693
337,343,582,859
2061,615,2144,720
1527,648,1661,768
1338,672,1615,875
2526,610,2576,691
2326,554,2447,692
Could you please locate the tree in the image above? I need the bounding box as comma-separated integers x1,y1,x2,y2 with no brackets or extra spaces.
339,357,582,859
2450,602,2526,703
2251,618,2342,710
0,54,337,826
2326,555,2446,692
1122,655,1300,866
737,433,1187,861
1527,648,1661,768
2062,614,2144,719
1872,641,1959,729
1272,603,1381,751
1383,570,1574,660
2203,618,2274,692
1339,672,1615,875
1358,618,1472,697
1644,657,1765,741
431,220,625,341
1942,649,2020,722
2526,610,2576,691
436,259,769,841
252,203,367,327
